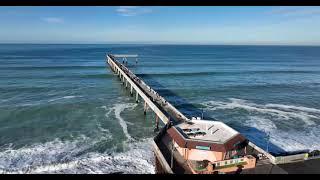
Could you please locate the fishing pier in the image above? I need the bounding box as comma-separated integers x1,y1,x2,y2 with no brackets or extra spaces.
106,54,319,174
107,54,188,128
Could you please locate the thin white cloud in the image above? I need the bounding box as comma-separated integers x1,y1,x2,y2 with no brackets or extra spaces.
116,6,152,16
267,7,320,17
42,17,64,23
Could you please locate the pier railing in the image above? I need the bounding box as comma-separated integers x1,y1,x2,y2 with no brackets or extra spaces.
107,54,170,125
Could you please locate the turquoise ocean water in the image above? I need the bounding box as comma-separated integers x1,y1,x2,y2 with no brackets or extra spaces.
0,44,320,173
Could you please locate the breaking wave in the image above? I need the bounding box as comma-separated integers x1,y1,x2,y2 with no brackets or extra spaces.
202,98,320,152
0,102,154,174
0,136,155,174
265,104,320,114
245,116,320,153
203,98,318,126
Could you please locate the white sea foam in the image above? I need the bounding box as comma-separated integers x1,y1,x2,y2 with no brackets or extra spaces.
112,103,137,141
95,122,113,141
101,105,112,117
20,102,42,107
245,116,277,133
103,103,137,141
265,104,320,114
203,98,318,126
202,98,320,152
125,121,134,126
0,137,154,174
48,96,83,102
245,116,320,152
0,100,153,174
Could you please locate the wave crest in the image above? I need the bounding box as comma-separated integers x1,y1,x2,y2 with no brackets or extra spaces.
202,98,320,152
0,136,154,174
203,98,318,126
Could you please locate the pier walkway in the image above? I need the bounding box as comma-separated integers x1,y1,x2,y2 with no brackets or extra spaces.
107,54,188,127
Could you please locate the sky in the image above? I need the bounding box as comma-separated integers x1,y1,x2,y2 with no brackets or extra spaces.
0,6,320,45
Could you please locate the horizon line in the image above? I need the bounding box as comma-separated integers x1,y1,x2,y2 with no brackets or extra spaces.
1,42,320,47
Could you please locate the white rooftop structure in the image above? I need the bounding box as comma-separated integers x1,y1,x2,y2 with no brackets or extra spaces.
175,119,240,144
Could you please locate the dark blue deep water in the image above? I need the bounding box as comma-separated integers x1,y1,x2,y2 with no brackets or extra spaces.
0,44,320,173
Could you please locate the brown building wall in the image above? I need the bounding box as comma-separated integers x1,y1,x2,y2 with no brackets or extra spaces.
167,126,247,153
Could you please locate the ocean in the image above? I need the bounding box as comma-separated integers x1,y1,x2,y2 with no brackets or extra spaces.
0,44,320,173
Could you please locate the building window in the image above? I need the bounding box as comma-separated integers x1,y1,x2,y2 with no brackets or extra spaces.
230,160,233,163
217,163,220,166
240,159,244,161
225,161,228,165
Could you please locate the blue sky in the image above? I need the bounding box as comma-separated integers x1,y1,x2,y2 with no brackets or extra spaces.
0,6,320,45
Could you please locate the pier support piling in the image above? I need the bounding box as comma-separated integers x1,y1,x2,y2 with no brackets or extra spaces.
154,114,159,132
107,54,170,126
136,91,139,103
144,101,147,115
